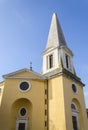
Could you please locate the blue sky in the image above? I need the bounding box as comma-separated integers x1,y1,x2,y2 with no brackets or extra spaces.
0,0,88,107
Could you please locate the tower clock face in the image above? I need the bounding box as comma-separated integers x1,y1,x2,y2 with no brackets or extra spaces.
19,81,31,92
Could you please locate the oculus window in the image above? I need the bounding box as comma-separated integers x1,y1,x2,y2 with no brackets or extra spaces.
19,81,31,92
72,84,77,93
20,108,27,116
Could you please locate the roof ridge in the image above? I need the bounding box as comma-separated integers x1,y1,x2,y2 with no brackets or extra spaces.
3,68,46,79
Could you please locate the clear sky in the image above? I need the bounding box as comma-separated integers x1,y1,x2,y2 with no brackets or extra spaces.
0,0,88,107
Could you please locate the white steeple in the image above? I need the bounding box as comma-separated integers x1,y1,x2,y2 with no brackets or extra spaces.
42,13,75,76
46,13,67,49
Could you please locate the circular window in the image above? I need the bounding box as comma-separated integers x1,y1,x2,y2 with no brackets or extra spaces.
20,108,26,116
72,84,77,93
19,81,30,91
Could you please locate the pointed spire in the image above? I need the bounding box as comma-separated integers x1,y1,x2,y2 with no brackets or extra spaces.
46,13,67,49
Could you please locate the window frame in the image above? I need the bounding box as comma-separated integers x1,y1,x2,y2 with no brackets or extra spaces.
19,107,27,117
71,103,79,130
46,53,54,70
65,53,72,70
16,119,28,130
18,81,31,92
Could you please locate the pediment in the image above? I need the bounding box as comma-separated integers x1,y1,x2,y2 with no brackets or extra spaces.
3,68,46,80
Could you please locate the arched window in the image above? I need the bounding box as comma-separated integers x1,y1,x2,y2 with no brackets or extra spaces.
71,103,79,130
65,54,69,68
16,107,28,130
71,103,77,110
47,54,54,69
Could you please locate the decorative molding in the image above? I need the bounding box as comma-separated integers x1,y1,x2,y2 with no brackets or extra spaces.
16,119,28,130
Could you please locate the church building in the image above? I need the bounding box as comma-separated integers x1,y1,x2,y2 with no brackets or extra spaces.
0,13,88,130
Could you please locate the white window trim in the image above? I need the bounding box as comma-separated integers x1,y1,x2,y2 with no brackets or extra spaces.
65,53,72,70
46,53,54,70
72,112,79,130
18,80,31,92
16,119,28,130
71,103,80,130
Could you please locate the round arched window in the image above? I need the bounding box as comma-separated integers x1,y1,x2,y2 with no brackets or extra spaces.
71,103,76,110
20,108,26,116
19,81,30,92
71,103,79,130
72,84,77,93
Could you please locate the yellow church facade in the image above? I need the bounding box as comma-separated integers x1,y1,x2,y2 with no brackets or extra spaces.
0,13,88,130
0,69,47,130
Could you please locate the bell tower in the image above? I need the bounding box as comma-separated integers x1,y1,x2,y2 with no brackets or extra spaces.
42,13,75,76
42,13,88,130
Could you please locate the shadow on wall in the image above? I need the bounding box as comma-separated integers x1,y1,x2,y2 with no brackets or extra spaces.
10,98,32,130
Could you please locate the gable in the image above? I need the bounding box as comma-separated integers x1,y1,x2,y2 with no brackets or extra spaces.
3,68,46,80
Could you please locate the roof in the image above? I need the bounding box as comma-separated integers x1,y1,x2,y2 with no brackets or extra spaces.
3,68,47,80
46,13,67,50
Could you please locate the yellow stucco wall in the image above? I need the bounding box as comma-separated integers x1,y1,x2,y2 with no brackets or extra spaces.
62,75,88,130
48,76,66,130
48,74,88,130
0,71,88,130
0,71,47,130
0,82,4,106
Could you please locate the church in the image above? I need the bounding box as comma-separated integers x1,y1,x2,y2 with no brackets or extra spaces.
0,13,88,130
